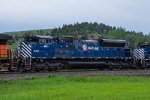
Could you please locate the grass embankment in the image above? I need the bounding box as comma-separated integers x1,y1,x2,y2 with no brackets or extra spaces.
0,75,150,100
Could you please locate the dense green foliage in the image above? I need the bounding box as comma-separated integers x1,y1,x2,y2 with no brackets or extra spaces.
51,22,113,37
0,75,150,100
6,22,150,49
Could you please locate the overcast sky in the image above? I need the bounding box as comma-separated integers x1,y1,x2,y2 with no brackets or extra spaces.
0,0,150,34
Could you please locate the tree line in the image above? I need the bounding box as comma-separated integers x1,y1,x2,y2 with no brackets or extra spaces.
7,22,150,49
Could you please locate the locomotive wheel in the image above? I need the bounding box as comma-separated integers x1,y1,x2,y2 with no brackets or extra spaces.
98,66,104,70
48,65,56,71
48,65,53,72
49,62,64,71
56,62,64,70
109,66,113,70
35,68,40,72
108,63,113,70
48,68,53,72
0,63,10,71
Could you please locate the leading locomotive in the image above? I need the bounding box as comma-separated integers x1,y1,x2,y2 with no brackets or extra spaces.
16,35,132,72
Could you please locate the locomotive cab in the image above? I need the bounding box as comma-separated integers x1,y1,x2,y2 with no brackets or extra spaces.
133,42,150,68
0,34,12,71
18,35,55,59
31,35,54,58
0,34,12,58
24,35,52,44
136,42,150,59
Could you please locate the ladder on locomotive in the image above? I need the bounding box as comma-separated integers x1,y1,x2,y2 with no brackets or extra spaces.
10,49,17,71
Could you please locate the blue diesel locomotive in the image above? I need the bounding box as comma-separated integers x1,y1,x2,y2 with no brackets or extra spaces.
17,35,132,71
134,42,150,68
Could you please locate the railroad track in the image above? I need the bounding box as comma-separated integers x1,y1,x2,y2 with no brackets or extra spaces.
0,69,150,80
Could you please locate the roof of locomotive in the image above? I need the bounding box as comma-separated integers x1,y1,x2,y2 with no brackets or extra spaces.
99,39,128,47
24,35,53,41
84,40,98,43
100,39,127,43
0,34,12,40
137,42,150,48
35,35,53,39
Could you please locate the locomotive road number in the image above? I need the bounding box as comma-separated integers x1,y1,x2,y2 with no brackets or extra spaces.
34,50,40,53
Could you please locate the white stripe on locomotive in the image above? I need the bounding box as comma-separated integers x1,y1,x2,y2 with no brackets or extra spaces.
22,42,31,51
22,48,31,57
134,48,144,59
22,44,31,55
22,49,31,57
21,42,32,57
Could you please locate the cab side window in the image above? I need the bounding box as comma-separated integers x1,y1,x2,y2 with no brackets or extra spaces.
39,39,52,44
39,39,43,43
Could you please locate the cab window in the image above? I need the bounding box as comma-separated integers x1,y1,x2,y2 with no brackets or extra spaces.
39,39,52,44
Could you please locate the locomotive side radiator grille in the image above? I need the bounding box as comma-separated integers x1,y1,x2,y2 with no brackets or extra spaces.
21,42,32,58
133,48,144,60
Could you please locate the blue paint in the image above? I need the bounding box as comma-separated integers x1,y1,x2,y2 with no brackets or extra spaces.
17,36,131,59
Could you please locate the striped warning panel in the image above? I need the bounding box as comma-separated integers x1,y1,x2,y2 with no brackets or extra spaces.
133,48,145,59
16,42,21,57
20,42,32,58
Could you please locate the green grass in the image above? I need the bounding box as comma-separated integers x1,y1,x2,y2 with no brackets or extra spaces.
0,75,150,100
